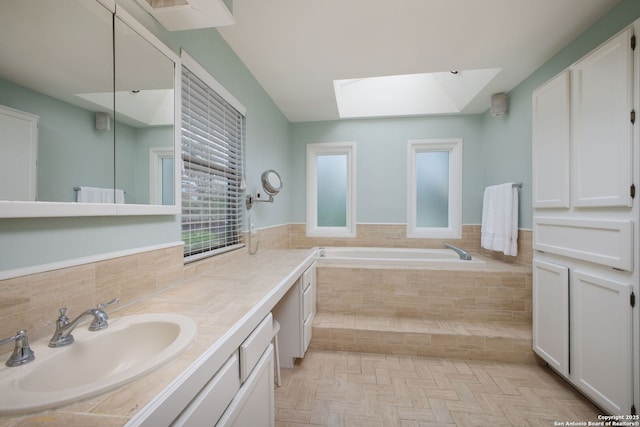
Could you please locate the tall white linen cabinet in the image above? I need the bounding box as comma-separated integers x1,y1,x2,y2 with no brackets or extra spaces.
532,19,639,415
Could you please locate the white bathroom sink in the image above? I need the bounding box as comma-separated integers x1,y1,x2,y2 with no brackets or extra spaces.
0,313,197,415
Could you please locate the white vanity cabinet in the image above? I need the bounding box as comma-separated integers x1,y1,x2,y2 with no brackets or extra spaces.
217,345,274,427
273,262,316,369
171,352,241,426
532,20,638,415
302,262,316,351
129,313,275,427
217,313,274,427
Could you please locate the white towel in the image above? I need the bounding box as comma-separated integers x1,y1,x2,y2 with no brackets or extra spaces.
481,183,519,256
77,187,125,204
114,189,125,204
76,186,103,203
102,188,125,204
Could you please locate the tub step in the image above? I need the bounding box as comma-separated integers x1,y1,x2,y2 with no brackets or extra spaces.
311,313,535,364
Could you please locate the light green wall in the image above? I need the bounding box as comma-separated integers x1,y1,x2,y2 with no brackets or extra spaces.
290,115,485,225
291,0,640,230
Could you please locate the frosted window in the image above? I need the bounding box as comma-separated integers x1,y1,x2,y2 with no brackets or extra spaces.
416,151,449,227
306,142,356,237
407,139,462,238
317,154,347,227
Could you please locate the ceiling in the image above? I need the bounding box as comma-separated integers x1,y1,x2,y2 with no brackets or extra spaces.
218,0,622,122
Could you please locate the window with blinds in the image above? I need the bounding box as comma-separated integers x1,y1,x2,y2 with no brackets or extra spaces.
181,63,245,262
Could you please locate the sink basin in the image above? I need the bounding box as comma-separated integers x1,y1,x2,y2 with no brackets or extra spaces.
0,313,197,415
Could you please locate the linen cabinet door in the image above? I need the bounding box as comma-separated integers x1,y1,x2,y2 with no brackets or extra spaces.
532,70,571,209
572,270,633,415
532,260,569,376
571,27,634,208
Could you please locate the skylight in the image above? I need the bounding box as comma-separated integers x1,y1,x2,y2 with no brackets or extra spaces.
333,68,501,119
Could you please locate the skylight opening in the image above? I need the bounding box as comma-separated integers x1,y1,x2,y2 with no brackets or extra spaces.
333,68,501,119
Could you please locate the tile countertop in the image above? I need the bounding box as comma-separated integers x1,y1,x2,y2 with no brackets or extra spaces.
0,248,317,427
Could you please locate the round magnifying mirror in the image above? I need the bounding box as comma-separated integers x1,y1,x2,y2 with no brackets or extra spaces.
261,169,283,196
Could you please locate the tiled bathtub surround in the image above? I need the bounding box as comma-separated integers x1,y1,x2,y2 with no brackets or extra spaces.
312,258,534,364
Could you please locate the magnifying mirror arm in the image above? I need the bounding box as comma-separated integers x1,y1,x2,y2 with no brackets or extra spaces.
246,194,275,210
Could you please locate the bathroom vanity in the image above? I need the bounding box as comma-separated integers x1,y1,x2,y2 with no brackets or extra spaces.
0,249,317,426
127,250,317,426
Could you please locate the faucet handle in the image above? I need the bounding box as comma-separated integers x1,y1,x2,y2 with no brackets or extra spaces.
96,298,119,311
0,330,35,367
89,298,119,331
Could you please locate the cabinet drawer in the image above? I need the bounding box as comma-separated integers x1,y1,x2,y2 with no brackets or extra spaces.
303,314,312,352
240,313,273,382
303,285,313,321
302,264,314,291
173,352,240,427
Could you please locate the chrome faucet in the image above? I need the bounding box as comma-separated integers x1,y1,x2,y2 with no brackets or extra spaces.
49,298,119,348
0,330,35,367
444,243,473,260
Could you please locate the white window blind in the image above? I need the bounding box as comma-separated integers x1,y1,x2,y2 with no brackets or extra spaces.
181,64,245,261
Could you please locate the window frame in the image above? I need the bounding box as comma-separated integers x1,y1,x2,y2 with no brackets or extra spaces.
406,138,462,239
306,141,357,238
180,50,246,262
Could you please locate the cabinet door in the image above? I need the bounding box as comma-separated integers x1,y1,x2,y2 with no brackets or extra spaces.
173,353,240,427
571,28,634,208
218,345,274,427
532,260,569,376
572,271,633,415
532,71,571,208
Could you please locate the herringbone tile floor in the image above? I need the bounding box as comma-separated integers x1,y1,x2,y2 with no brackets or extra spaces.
275,350,601,426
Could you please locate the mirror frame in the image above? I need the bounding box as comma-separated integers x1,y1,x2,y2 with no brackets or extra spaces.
0,2,181,218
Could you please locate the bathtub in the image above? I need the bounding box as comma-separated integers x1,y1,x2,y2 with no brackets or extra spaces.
316,246,485,268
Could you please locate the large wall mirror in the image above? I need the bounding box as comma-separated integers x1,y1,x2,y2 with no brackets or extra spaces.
0,0,179,217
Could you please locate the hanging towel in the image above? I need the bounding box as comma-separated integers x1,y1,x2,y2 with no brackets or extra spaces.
76,187,125,204
102,189,126,204
114,189,125,204
481,183,519,256
76,186,104,203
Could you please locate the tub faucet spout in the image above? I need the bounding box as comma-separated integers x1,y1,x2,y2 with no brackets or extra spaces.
444,244,472,260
